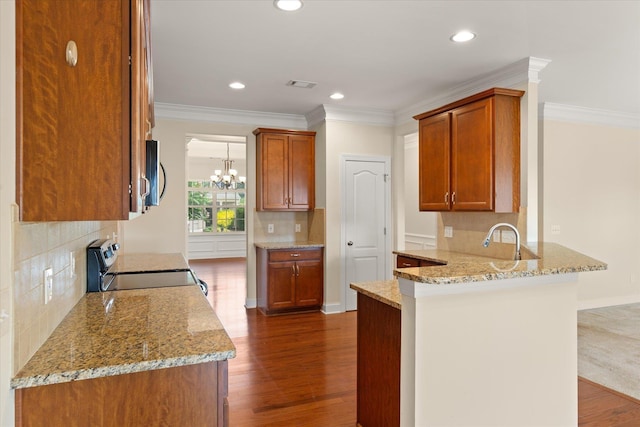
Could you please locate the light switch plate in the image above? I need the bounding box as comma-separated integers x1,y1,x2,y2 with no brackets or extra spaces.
295,224,301,233
444,226,453,238
501,230,516,244
44,268,53,304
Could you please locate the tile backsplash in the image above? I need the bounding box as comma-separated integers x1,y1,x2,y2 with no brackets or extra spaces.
437,209,527,259
13,220,117,373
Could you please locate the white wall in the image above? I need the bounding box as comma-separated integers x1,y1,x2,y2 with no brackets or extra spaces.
0,1,16,424
542,118,640,307
403,133,437,250
321,120,394,310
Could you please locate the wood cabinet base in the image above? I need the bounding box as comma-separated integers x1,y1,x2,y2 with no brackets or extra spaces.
15,361,228,427
357,293,400,426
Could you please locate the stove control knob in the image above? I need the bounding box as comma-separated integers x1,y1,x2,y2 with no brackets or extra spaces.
111,243,120,252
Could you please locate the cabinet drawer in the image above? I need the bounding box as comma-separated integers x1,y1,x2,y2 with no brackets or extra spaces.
397,255,420,268
397,255,445,268
269,248,322,262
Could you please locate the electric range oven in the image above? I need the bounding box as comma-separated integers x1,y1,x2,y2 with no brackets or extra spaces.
87,239,207,295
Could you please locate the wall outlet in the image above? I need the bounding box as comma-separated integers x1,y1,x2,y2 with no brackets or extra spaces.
267,224,274,233
493,230,501,242
295,223,301,233
444,226,453,238
551,225,561,235
501,230,516,244
44,268,53,304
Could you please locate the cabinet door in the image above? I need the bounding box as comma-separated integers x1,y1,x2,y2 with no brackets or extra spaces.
267,261,296,310
451,98,494,211
259,133,289,210
295,260,323,307
288,134,315,210
17,0,130,221
418,112,451,211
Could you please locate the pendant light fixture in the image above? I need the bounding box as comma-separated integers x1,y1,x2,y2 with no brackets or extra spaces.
210,143,246,189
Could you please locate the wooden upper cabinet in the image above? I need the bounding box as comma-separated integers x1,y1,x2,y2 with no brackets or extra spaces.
414,88,524,213
254,128,315,211
16,0,153,221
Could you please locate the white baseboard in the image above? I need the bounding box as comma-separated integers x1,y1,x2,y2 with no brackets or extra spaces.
578,294,640,310
322,302,343,314
245,298,257,309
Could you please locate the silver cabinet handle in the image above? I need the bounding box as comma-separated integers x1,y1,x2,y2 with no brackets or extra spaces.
347,241,353,246
445,192,449,204
291,265,295,276
290,253,300,257
452,192,456,205
296,265,300,276
66,41,78,67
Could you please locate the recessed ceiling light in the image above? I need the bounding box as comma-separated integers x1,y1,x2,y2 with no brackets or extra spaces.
450,30,476,43
229,82,245,89
274,0,303,12
330,92,344,100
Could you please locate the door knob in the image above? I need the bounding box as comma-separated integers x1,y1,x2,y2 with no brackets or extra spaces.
347,241,353,246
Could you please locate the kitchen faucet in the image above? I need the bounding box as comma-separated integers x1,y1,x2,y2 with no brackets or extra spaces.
482,223,521,260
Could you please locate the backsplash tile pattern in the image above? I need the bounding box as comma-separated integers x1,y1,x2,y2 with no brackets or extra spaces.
13,220,117,373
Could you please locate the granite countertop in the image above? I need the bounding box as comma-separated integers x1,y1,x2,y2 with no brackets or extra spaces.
11,286,235,389
350,242,607,308
393,242,606,284
350,280,402,309
254,241,324,249
111,252,190,273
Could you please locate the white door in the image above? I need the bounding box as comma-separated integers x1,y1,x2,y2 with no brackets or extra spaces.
343,157,389,311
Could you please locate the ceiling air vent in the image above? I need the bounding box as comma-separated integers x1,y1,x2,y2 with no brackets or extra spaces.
286,80,317,89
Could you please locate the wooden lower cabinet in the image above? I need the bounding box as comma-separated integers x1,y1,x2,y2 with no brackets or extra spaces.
256,247,323,315
15,361,229,427
357,293,401,427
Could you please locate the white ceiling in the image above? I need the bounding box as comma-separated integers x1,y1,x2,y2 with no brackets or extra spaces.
151,0,640,121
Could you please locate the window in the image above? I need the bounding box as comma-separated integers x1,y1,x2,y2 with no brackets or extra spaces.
188,180,245,233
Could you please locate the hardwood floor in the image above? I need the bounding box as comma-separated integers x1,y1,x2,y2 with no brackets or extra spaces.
190,258,640,426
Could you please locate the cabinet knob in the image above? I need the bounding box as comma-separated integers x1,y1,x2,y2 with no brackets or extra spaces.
65,41,78,67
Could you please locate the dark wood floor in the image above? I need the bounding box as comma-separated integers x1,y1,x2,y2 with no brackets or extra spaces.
190,258,640,426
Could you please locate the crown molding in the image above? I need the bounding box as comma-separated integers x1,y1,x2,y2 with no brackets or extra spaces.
396,56,551,126
306,104,395,128
154,102,308,129
542,102,640,129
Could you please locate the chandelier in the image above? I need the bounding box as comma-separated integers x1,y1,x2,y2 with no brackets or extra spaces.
210,143,246,189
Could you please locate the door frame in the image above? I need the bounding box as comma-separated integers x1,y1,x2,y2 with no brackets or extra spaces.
340,154,392,311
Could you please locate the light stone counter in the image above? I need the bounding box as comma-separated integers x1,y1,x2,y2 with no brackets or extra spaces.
351,243,606,309
111,252,190,273
11,286,235,389
254,241,324,250
393,242,606,286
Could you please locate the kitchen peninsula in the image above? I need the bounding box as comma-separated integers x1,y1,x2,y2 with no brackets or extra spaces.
11,286,235,426
351,242,606,427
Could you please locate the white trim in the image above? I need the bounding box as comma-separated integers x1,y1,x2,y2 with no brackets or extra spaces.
306,104,395,128
321,302,343,314
542,102,640,129
155,102,308,129
245,298,257,309
396,56,551,124
341,155,392,312
404,233,437,250
188,233,247,260
398,273,579,298
577,294,640,311
404,132,418,150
